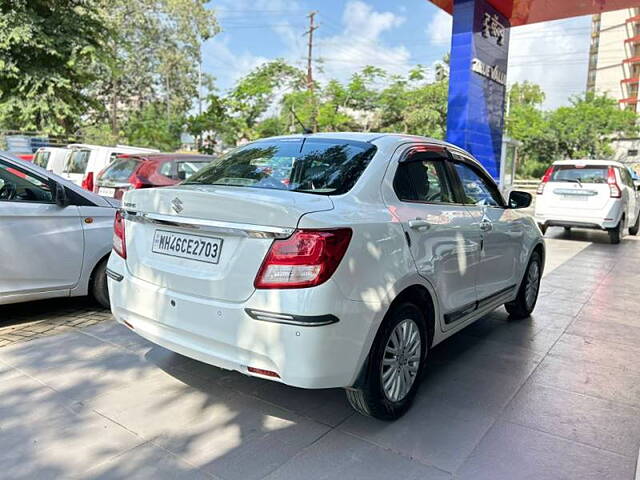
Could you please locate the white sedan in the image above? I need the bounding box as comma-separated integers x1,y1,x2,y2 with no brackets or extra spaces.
0,152,116,307
107,133,544,419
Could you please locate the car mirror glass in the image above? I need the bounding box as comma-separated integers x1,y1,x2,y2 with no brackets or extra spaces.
54,182,69,207
508,190,532,209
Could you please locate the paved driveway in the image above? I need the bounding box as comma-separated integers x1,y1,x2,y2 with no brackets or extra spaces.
1,228,639,479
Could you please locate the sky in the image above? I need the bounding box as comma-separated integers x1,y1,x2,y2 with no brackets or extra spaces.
202,0,592,110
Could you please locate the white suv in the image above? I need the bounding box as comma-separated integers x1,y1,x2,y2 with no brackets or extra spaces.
535,160,640,244
107,133,544,419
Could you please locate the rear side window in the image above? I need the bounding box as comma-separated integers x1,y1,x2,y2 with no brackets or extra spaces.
550,165,607,184
176,161,209,180
185,139,377,195
33,151,50,168
394,154,453,203
99,159,140,183
65,150,91,174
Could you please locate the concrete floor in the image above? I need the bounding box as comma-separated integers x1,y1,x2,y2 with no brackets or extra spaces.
1,227,639,479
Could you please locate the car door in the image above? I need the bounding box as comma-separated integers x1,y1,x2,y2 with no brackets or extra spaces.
0,159,84,300
449,155,522,302
382,145,481,328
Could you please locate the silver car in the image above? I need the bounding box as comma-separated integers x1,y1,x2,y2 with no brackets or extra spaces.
0,152,117,307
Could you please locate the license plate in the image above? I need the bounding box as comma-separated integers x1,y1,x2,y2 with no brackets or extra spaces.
152,230,222,264
562,195,587,201
98,187,116,197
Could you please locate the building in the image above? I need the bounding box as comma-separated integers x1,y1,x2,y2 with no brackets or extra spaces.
587,7,640,113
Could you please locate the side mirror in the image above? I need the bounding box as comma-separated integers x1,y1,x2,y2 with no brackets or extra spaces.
508,190,532,209
177,170,187,181
54,182,69,208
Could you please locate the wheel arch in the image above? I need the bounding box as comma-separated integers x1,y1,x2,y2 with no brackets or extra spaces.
351,282,437,389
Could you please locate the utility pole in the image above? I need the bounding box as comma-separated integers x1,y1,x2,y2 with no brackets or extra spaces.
303,11,319,131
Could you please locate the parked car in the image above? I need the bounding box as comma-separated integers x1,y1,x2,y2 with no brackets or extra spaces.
107,133,544,420
33,146,71,174
0,152,117,308
535,159,640,243
15,153,34,162
93,153,214,200
61,144,158,191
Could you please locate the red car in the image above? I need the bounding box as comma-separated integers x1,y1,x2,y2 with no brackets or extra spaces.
93,153,214,199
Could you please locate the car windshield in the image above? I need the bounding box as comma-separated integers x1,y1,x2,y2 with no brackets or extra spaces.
65,149,91,174
99,158,140,183
33,151,50,168
550,165,608,184
185,138,377,195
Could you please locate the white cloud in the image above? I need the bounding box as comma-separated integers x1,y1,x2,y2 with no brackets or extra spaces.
507,16,591,109
202,37,268,91
316,1,411,82
427,9,452,46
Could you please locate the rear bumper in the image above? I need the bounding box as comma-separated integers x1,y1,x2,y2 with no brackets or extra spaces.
106,254,376,389
535,203,621,230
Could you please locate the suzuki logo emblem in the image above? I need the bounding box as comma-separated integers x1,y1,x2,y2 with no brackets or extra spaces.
171,197,183,214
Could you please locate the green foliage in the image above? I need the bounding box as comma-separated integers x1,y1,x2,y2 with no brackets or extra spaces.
0,0,108,134
123,102,184,151
91,0,219,136
507,87,639,178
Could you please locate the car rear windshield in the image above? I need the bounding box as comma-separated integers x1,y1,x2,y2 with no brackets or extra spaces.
99,158,140,183
65,149,91,174
184,138,377,195
33,151,50,168
550,165,608,184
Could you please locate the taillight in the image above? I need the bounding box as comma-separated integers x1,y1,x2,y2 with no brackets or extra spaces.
82,171,94,192
113,210,127,259
537,166,554,195
608,166,622,198
254,229,352,289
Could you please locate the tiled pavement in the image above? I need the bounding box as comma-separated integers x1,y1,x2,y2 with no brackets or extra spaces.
0,228,639,479
0,298,111,347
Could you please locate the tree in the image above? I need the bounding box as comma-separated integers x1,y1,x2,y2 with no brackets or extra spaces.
87,0,218,138
508,81,545,109
549,92,637,159
123,102,184,151
507,88,639,178
0,0,108,134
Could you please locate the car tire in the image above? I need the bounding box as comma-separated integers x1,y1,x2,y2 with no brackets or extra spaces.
538,223,547,235
345,302,427,420
629,214,639,236
608,218,623,244
505,251,542,320
91,258,110,309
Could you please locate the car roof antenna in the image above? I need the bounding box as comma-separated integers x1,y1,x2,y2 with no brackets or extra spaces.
289,106,313,135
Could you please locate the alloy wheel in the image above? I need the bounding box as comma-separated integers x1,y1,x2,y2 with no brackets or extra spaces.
381,319,421,402
525,260,540,309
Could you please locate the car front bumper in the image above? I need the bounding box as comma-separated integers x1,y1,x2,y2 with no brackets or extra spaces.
106,254,377,389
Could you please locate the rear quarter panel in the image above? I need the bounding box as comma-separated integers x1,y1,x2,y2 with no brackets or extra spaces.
70,205,116,296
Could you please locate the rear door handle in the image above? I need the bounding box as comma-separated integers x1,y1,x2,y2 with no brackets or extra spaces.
409,219,431,231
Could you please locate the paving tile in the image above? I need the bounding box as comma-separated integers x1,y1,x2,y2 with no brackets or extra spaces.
549,333,640,374
340,393,494,473
264,430,451,480
0,329,115,369
88,371,330,480
503,382,640,457
84,442,212,479
568,315,640,348
218,371,354,427
0,411,142,480
456,421,635,480
530,356,640,408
